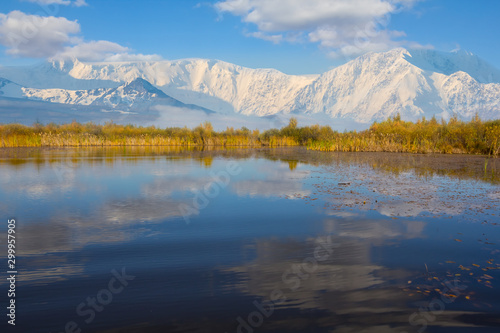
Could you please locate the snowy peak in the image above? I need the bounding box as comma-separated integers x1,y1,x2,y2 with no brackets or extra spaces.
0,60,119,90
21,77,213,113
121,78,169,98
316,47,500,84
49,58,80,72
0,77,23,98
0,77,14,87
285,48,500,122
403,48,500,84
0,77,15,93
92,78,177,108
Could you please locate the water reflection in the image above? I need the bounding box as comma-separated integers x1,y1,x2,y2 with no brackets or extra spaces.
1,147,499,183
0,147,498,332
222,219,427,327
215,215,498,332
232,164,310,198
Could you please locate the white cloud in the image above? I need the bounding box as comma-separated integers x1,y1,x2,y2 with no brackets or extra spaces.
53,41,163,62
216,0,394,31
244,31,282,44
52,40,128,61
103,52,163,62
0,10,161,62
23,0,88,7
215,0,425,59
0,10,80,58
73,0,88,6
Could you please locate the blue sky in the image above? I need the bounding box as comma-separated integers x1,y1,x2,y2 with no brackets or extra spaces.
0,0,499,74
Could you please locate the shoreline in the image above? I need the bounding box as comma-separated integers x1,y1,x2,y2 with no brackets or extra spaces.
1,115,499,156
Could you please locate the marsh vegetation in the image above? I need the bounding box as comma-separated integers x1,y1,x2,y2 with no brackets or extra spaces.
1,114,499,156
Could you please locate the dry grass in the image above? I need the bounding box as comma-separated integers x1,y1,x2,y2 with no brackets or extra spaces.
307,114,500,156
1,115,499,156
0,121,298,148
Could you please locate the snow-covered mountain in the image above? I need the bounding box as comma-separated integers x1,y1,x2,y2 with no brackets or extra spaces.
0,58,317,115
284,48,500,121
22,77,212,112
0,78,23,98
0,48,499,124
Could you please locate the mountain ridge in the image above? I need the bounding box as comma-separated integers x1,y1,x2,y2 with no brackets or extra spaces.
20,77,214,114
0,48,499,124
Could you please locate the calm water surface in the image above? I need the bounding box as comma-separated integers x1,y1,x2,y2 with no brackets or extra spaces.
0,147,499,333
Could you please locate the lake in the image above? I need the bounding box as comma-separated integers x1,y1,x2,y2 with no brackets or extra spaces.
0,147,499,333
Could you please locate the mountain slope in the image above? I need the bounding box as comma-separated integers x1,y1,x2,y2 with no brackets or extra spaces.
23,78,214,113
432,71,500,120
0,59,317,115
0,60,119,90
0,78,23,98
284,48,500,122
61,59,318,115
404,49,500,84
91,77,178,108
1,48,499,124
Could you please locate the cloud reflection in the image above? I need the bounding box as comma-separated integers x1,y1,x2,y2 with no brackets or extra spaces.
102,198,188,223
231,163,310,198
222,231,418,331
232,179,310,198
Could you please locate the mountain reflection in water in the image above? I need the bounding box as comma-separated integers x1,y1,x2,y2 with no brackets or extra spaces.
0,147,499,333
